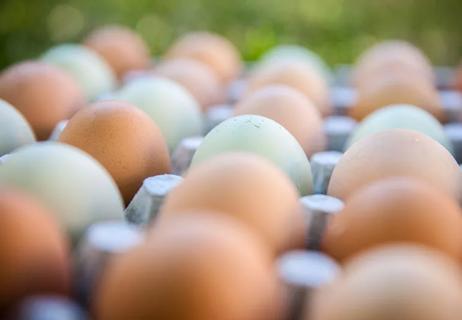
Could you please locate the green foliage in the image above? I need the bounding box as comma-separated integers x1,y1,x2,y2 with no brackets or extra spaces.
0,0,461,69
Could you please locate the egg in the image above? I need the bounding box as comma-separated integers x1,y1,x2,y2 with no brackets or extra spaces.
310,246,462,320
154,58,224,110
328,129,461,201
0,61,83,140
59,100,171,204
42,44,116,100
352,40,434,86
245,60,331,116
0,142,124,237
323,177,462,262
191,115,312,195
114,76,202,150
346,104,452,152
160,153,303,253
235,85,326,155
349,73,444,121
96,214,285,320
455,63,462,92
165,32,242,83
0,189,70,311
0,99,35,156
257,44,332,83
84,25,151,79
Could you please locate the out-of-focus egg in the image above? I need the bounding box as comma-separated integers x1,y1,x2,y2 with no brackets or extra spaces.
84,25,151,79
0,61,83,140
59,100,171,204
310,246,462,320
235,85,326,155
455,63,462,92
0,99,35,156
349,73,444,121
191,115,312,195
256,44,332,83
42,44,116,100
160,153,304,253
165,31,242,83
328,129,461,201
346,104,452,152
352,40,434,85
0,189,70,311
0,142,124,237
323,177,462,262
154,58,224,110
96,214,285,320
114,76,202,150
245,61,331,116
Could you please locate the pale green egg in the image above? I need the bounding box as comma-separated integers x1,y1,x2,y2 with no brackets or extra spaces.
191,115,312,195
0,99,35,156
0,142,124,237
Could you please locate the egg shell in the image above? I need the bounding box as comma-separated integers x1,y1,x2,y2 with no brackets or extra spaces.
154,58,224,110
160,152,304,254
0,99,35,156
246,60,331,116
0,189,70,311
235,85,326,156
0,61,83,140
328,129,461,201
0,142,124,237
310,245,462,320
346,104,453,152
165,31,242,83
42,44,116,100
323,177,462,262
96,214,285,320
84,25,150,79
115,76,202,150
349,73,444,122
191,115,312,195
59,100,171,204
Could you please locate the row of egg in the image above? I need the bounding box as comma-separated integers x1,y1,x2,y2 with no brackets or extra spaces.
0,24,462,319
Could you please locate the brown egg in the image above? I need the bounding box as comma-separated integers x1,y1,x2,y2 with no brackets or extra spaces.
350,73,444,121
246,61,331,116
165,32,242,83
160,152,304,254
352,40,434,86
328,129,461,201
96,214,285,320
0,61,84,140
310,245,462,320
84,25,151,79
59,100,171,204
154,58,224,110
0,189,70,311
455,63,462,92
323,177,462,263
235,85,326,155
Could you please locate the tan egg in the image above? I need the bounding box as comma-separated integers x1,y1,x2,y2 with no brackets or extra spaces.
59,100,171,204
323,177,462,263
455,63,462,92
352,40,434,86
310,245,462,320
246,61,332,116
95,214,285,320
165,31,242,83
328,129,461,201
160,152,304,254
0,61,84,140
235,85,326,155
84,25,151,79
349,73,444,121
0,189,70,311
154,58,224,110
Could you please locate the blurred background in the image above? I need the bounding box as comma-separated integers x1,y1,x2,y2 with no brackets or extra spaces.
0,0,461,69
